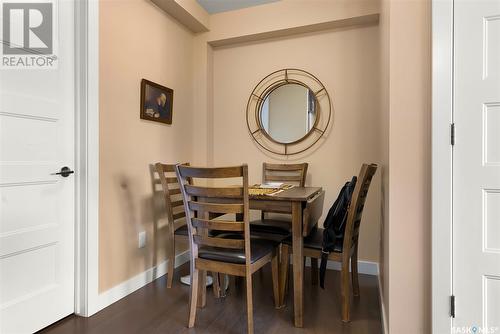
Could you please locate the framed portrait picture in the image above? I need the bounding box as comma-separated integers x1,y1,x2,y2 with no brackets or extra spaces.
140,79,173,124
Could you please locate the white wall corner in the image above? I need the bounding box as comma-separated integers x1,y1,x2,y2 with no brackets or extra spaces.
75,0,100,319
431,0,453,333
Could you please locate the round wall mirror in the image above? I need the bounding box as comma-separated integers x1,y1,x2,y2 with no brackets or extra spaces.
259,83,317,144
246,68,331,156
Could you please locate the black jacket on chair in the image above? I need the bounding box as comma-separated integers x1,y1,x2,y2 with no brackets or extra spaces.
320,176,357,288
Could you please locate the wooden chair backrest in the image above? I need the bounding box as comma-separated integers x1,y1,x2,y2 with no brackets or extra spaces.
176,165,251,264
261,163,308,220
342,163,378,255
262,163,308,187
155,162,189,231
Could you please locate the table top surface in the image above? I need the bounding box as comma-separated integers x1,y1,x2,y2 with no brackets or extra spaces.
249,186,322,202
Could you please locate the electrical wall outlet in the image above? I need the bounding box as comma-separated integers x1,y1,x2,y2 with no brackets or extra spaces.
138,231,146,248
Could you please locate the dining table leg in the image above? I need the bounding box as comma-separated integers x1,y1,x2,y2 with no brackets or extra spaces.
291,201,304,327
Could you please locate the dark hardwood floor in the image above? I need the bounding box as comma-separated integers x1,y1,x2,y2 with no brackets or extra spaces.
39,263,382,334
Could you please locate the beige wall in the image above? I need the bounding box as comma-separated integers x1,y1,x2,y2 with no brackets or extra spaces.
387,0,431,332
211,24,382,263
99,0,193,292
378,0,432,333
190,1,380,168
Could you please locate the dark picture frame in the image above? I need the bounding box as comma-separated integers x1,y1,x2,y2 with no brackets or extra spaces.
140,79,173,124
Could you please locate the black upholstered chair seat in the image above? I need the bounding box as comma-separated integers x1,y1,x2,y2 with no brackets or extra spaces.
250,219,291,243
198,235,279,264
250,219,291,235
283,227,343,253
250,230,290,243
174,224,189,236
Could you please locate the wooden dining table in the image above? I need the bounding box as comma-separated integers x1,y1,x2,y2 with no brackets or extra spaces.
248,186,323,328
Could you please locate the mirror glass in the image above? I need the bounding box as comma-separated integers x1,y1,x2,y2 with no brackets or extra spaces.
260,84,317,144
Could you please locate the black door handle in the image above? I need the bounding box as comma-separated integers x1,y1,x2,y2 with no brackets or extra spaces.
52,166,75,177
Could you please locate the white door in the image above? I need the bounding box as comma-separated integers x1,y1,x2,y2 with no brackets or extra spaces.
0,0,75,333
454,0,500,332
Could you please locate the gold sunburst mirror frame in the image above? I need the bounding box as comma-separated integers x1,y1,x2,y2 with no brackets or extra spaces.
246,68,332,156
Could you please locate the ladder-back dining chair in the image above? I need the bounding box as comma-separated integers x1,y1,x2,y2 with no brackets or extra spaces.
176,164,280,334
155,162,191,288
280,163,378,322
251,163,308,237
262,162,308,187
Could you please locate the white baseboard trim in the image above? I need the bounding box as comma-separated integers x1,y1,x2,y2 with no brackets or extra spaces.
377,274,388,334
304,257,379,276
93,250,190,315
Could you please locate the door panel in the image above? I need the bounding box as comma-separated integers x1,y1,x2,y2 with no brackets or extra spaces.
485,276,500,329
1,115,59,161
484,103,500,165
0,183,59,234
484,15,500,84
0,0,75,332
454,0,500,331
484,190,500,252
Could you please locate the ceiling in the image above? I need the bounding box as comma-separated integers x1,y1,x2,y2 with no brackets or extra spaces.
196,0,280,14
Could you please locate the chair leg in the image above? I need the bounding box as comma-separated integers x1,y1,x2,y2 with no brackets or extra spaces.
215,273,229,298
197,270,207,308
311,258,319,286
188,268,199,328
221,274,229,297
167,236,175,288
278,244,290,307
341,259,351,322
271,253,280,308
212,272,221,298
245,272,254,334
351,249,360,297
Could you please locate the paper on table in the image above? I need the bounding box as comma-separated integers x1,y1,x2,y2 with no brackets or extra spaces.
260,182,284,188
